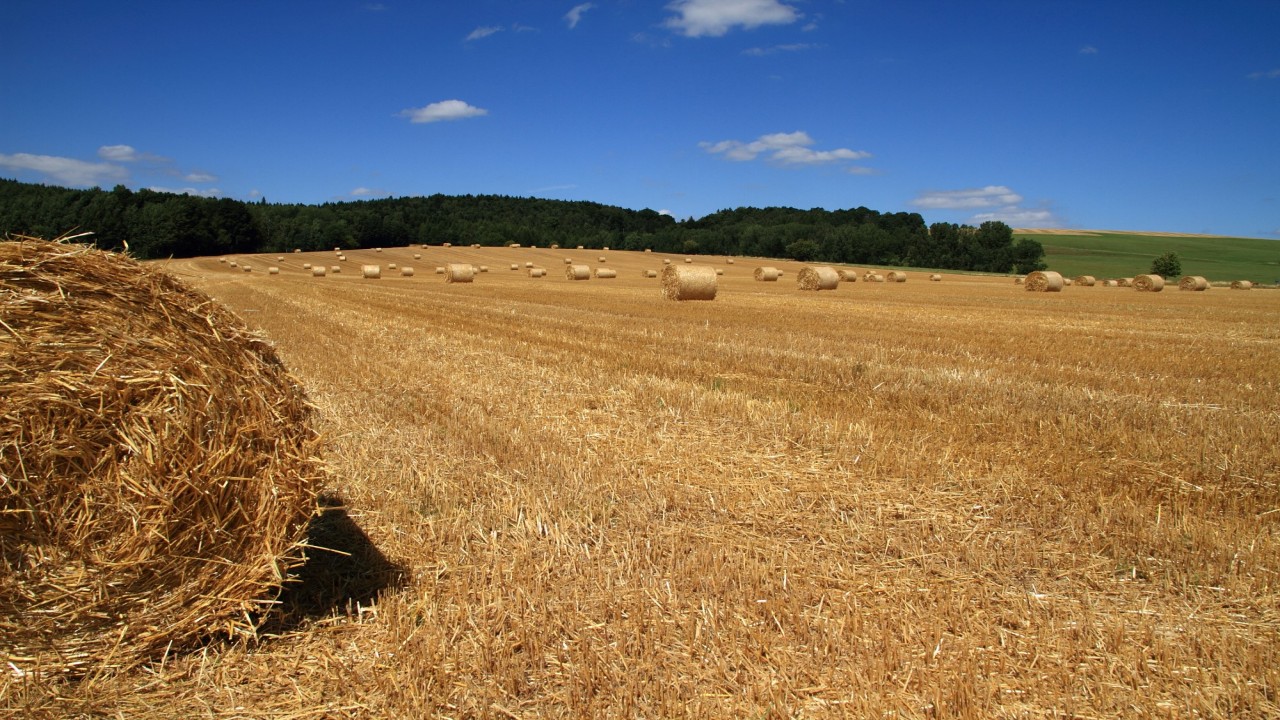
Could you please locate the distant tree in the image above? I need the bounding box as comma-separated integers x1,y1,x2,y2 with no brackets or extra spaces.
785,238,820,261
1151,252,1181,277
1011,238,1048,274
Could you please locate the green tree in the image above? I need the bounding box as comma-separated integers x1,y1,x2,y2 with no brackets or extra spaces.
785,238,820,261
1151,252,1181,277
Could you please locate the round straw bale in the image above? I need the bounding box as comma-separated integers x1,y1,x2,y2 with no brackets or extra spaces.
400,266,415,277
333,246,341,252
476,265,489,273
550,244,560,249
593,268,617,279
1133,274,1164,292
644,269,658,278
509,243,521,248
663,258,672,265
1024,270,1064,292
885,271,907,282
330,265,341,273
471,244,480,248
1178,275,1208,291
1063,278,1073,286
337,255,346,261
603,246,610,251
837,269,859,282
0,237,320,674
565,264,591,280
865,273,885,283
361,264,382,279
715,268,724,275
645,248,652,253
442,242,452,247
1117,277,1132,287
303,262,312,269
375,247,381,252
525,262,534,268
565,258,574,264
268,266,280,275
435,266,445,274
1073,275,1097,286
797,265,840,291
1102,279,1117,287
661,264,717,301
726,258,735,264
511,263,520,270
754,266,781,281
577,245,585,250
929,274,942,281
413,253,421,260
218,257,227,263
312,266,326,276
1014,277,1024,285
388,263,396,270
242,265,253,272
529,268,546,278
445,263,474,283
276,256,284,262
1231,280,1254,290
293,248,301,253
684,258,693,264
598,256,607,263
229,261,238,268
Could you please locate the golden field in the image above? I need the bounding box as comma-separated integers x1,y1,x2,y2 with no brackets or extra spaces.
8,244,1280,718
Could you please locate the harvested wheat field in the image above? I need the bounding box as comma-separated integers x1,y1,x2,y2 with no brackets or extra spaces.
6,244,1280,719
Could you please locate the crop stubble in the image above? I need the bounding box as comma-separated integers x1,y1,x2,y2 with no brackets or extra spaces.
12,247,1279,718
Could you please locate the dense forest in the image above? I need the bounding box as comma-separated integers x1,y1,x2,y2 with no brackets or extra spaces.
0,178,1046,273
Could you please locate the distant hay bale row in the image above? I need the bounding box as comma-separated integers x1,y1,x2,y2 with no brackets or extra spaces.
445,263,474,283
566,264,591,280
797,266,840,291
1179,275,1209,291
754,266,781,281
1073,275,1096,286
661,265,717,301
1024,270,1064,292
1134,274,1164,292
1232,280,1254,290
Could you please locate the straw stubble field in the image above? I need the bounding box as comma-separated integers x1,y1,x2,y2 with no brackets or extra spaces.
12,245,1280,718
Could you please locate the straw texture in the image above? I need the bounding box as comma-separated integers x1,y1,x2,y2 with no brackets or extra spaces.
0,237,320,675
1134,274,1165,292
661,265,717,301
565,264,591,280
1178,276,1208,291
754,266,781,281
837,269,859,282
362,264,381,279
885,271,907,283
445,263,475,283
1231,280,1254,290
1073,275,1097,287
1024,271,1064,292
797,266,840,291
593,268,617,279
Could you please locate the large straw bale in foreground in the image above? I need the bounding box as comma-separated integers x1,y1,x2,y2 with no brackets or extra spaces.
797,266,840,291
445,263,474,283
661,264,717,301
0,238,320,674
1024,271,1064,292
566,264,591,280
1134,274,1164,292
1178,275,1208,291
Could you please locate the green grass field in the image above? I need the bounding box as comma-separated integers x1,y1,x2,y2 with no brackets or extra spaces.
1017,231,1280,283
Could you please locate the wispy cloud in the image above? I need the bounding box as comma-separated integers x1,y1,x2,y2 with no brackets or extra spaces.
702,131,863,164
701,131,871,169
146,186,222,198
397,99,489,124
742,43,816,56
1248,68,1280,79
912,186,1059,227
1079,45,1098,55
664,0,800,38
466,25,503,41
0,152,127,186
565,3,595,29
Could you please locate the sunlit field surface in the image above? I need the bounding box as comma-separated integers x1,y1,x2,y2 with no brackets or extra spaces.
14,245,1280,718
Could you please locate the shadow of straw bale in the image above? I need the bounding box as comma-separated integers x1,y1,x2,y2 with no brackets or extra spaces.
266,493,408,630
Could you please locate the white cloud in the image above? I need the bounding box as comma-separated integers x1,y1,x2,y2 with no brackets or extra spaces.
0,152,127,186
742,43,815,56
565,3,595,29
97,144,140,162
970,207,1057,228
146,186,222,198
664,0,799,37
466,25,503,41
351,187,376,196
1248,68,1280,79
183,170,218,183
700,131,870,166
398,99,489,124
1079,45,1098,55
912,186,1024,210
658,208,674,217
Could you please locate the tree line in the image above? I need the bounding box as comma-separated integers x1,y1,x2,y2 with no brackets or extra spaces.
0,178,1045,273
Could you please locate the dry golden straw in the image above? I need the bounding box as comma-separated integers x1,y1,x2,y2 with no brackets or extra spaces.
797,266,840,291
303,262,312,269
511,264,520,271
599,256,607,263
362,265,382,279
528,268,546,278
726,258,735,264
330,265,341,273
312,265,326,276
644,269,658,278
1134,274,1165,292
1179,275,1208,291
1014,277,1024,285
413,253,421,260
445,263,475,283
837,269,859,282
1117,277,1132,287
388,263,396,270
663,259,672,265
754,266,781,281
886,271,907,283
661,264,717,301
1073,275,1097,286
269,266,280,275
1231,280,1254,290
0,236,320,675
930,274,942,281
435,266,445,274
865,273,885,283
242,265,253,272
1103,279,1118,287
1024,271,1064,292
400,266,415,277
593,268,617,279
565,264,591,280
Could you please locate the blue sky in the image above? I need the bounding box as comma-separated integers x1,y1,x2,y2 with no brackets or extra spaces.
2,1,1278,237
